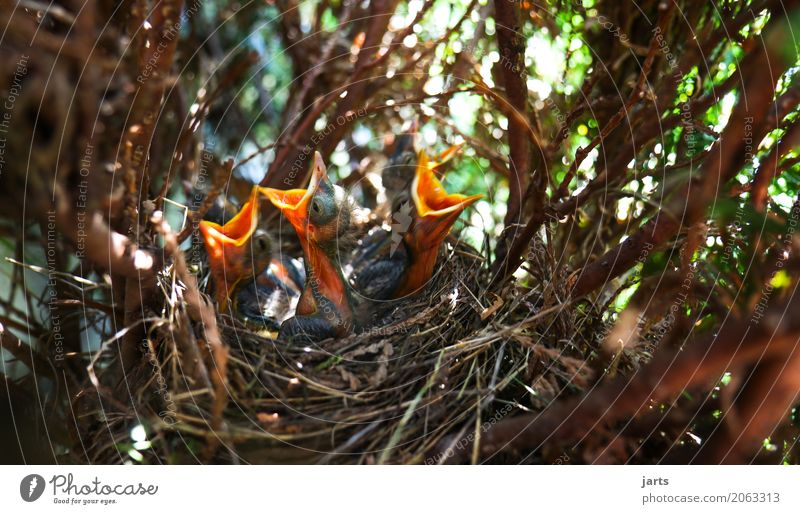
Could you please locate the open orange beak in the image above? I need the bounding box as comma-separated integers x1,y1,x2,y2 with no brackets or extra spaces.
199,185,260,306
259,151,328,238
411,150,482,249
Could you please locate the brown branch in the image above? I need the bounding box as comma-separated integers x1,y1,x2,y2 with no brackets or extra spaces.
550,6,776,237
120,0,185,216
0,328,54,380
698,346,800,463
317,0,409,143
751,117,800,211
492,0,535,275
262,0,413,188
491,2,678,284
54,196,160,279
281,0,357,134
177,158,235,244
554,2,673,201
438,292,800,463
551,68,743,223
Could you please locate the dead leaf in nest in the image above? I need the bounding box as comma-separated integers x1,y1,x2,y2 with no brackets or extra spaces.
543,286,557,309
368,342,394,387
539,346,566,361
369,363,387,387
395,304,439,330
344,340,393,360
338,368,362,390
512,334,591,390
338,341,394,388
480,293,504,320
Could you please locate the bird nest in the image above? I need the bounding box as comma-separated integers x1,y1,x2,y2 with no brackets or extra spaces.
71,215,608,464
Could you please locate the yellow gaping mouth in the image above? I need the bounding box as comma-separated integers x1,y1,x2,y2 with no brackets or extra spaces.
198,186,261,305
412,149,483,220
259,151,327,236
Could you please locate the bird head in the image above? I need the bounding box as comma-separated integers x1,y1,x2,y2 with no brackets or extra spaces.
260,152,350,252
407,149,483,251
383,121,462,204
388,119,418,166
199,186,266,306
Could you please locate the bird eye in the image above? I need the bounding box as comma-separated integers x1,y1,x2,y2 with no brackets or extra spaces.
311,198,323,214
252,232,270,253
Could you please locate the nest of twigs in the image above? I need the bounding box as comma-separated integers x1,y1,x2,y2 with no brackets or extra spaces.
68,213,620,464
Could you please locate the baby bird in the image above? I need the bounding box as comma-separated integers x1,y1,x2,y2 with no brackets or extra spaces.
260,152,355,343
232,230,305,331
381,121,461,212
352,149,482,301
199,186,303,331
